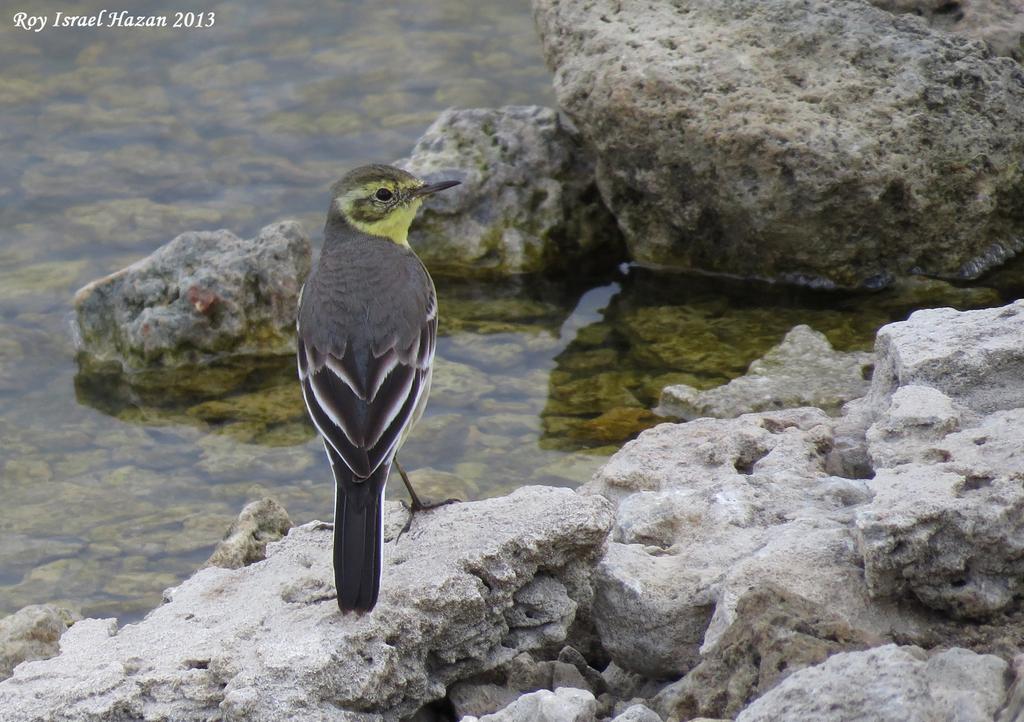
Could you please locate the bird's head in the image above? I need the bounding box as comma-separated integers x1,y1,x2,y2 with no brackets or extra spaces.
328,164,460,245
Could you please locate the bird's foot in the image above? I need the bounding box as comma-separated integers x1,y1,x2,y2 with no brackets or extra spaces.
313,521,334,531
394,497,461,542
411,496,461,513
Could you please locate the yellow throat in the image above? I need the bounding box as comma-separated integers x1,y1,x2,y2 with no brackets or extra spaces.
338,195,424,246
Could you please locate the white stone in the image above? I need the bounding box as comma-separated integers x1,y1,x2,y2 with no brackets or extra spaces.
736,645,1008,722
0,488,613,722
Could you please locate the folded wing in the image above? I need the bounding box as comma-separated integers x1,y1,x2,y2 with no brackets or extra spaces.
298,310,435,480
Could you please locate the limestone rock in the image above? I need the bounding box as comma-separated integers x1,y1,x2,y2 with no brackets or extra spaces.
857,406,1024,618
0,487,613,722
583,409,927,679
449,649,599,719
870,301,1024,413
824,303,1024,619
864,385,968,468
610,704,663,722
659,325,873,419
532,0,1024,288
871,0,1024,60
653,585,880,720
735,645,1008,722
73,221,310,370
0,605,79,681
204,497,293,569
463,687,598,722
402,106,622,277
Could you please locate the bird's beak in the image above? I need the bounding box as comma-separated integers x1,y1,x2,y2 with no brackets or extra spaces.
412,180,461,197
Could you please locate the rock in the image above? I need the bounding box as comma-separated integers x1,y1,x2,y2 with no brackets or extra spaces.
600,662,657,704
735,645,1008,722
831,300,1024,476
870,301,1024,413
429,357,497,407
465,687,598,722
0,605,80,681
450,648,601,719
571,407,663,445
857,406,1024,618
532,0,1024,288
582,409,927,679
998,654,1024,722
452,682,523,719
73,221,310,370
863,385,968,468
610,704,663,722
871,0,1024,60
0,487,613,721
833,301,1024,619
401,106,622,277
659,325,874,419
204,498,293,569
590,542,713,678
653,585,880,720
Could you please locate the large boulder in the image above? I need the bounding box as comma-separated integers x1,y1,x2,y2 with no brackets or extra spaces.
532,0,1024,288
402,106,623,277
0,487,613,722
73,221,310,371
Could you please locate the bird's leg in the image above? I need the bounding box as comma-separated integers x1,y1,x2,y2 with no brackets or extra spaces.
394,459,461,541
396,459,460,512
396,459,426,511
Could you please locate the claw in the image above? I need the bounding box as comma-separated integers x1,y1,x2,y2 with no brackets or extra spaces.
410,496,461,512
392,459,462,544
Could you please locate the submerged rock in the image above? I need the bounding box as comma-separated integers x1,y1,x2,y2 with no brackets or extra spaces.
532,0,1024,288
0,487,613,721
660,325,874,419
402,106,623,277
73,221,310,371
0,605,80,682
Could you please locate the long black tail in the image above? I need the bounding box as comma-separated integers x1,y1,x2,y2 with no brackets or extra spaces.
327,447,389,612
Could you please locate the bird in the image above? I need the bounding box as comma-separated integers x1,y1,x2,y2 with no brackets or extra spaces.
296,164,460,612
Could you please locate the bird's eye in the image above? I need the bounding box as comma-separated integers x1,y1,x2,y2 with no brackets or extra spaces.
374,187,393,202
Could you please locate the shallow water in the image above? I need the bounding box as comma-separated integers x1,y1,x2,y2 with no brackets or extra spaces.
1,0,1021,622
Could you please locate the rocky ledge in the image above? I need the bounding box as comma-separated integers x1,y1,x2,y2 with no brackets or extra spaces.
0,487,614,721
12,301,1024,721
